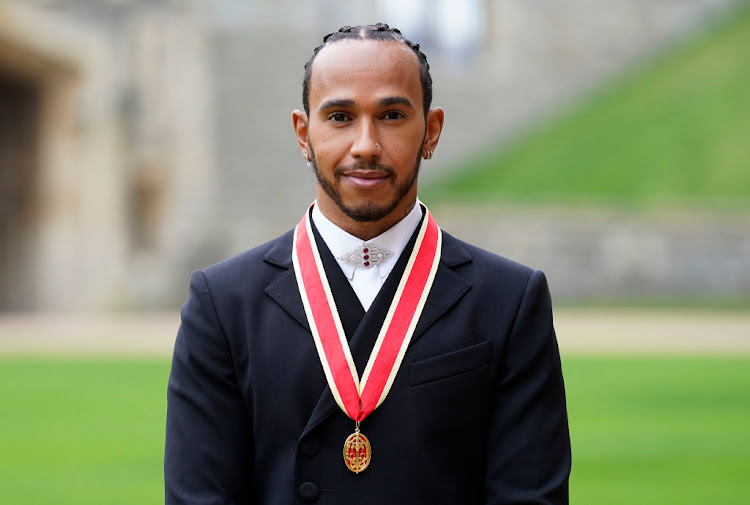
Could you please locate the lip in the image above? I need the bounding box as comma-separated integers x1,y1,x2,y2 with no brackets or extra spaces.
342,171,390,189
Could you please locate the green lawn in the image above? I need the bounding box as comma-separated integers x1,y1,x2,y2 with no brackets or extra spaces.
565,356,750,504
1,356,748,504
425,1,750,208
0,359,170,505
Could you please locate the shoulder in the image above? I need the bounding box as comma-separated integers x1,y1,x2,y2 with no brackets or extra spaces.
440,230,553,316
441,230,538,289
197,229,294,291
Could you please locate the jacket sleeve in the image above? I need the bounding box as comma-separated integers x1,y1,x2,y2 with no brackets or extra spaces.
165,270,255,505
485,270,571,504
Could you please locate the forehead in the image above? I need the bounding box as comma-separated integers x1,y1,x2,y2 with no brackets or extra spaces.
308,40,422,109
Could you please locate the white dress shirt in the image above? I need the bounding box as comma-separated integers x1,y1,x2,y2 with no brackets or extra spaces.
311,201,423,311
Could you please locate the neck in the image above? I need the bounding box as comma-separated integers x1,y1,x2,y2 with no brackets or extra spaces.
315,195,418,241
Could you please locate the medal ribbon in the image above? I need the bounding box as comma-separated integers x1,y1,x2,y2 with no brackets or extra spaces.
292,205,442,422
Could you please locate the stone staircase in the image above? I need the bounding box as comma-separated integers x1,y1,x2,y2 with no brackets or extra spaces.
210,0,741,252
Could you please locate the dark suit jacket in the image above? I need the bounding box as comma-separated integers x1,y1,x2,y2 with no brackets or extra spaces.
165,226,571,505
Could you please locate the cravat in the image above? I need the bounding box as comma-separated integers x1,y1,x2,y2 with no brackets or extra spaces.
351,263,384,311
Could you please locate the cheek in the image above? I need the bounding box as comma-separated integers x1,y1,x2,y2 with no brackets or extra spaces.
386,124,425,146
390,133,424,159
310,127,348,152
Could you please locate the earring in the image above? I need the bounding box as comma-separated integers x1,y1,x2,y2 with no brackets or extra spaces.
303,149,309,160
424,148,433,160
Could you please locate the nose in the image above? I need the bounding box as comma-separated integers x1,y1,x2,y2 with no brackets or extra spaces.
350,120,380,160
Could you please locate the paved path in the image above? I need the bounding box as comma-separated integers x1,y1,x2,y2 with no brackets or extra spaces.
0,312,180,356
554,308,750,355
0,309,748,357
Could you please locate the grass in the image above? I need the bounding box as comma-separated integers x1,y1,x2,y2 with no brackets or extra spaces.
1,356,749,504
565,356,750,504
555,295,750,312
0,359,170,505
424,1,750,208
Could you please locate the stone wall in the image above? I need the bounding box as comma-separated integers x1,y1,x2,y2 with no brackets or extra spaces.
433,205,750,301
0,0,215,308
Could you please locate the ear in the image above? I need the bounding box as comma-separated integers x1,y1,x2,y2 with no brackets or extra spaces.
292,109,311,160
422,107,444,159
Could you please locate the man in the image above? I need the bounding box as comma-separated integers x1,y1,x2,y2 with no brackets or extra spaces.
165,23,570,505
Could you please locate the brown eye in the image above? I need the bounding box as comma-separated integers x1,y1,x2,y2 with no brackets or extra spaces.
329,113,349,122
383,111,404,120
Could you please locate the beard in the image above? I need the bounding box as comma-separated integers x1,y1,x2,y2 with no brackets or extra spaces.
309,148,422,223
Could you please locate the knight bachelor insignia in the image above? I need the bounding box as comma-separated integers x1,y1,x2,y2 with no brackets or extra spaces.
343,430,371,474
293,204,442,474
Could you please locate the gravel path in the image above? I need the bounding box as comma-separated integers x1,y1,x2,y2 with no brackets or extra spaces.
0,309,748,357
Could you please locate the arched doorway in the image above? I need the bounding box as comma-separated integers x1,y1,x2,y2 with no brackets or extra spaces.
0,70,41,310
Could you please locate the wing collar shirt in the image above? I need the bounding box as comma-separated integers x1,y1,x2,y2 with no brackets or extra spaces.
311,200,423,311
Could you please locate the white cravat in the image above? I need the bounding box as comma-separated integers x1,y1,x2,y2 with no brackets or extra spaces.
311,201,423,311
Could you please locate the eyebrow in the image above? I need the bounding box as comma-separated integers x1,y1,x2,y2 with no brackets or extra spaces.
317,96,415,112
378,96,414,109
318,98,356,111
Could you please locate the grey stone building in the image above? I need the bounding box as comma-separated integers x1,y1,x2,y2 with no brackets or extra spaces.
0,0,741,310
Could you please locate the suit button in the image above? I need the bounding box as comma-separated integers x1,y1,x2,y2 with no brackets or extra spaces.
298,482,320,502
300,437,320,456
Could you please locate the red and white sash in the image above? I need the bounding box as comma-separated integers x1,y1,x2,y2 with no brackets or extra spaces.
292,205,442,422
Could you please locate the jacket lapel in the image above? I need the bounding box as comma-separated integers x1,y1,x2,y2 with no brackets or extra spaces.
263,230,310,332
263,228,359,438
411,232,472,346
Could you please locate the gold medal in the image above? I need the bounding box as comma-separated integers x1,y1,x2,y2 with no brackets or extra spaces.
343,424,371,474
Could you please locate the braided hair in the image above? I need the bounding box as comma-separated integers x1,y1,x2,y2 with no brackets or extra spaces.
302,23,432,117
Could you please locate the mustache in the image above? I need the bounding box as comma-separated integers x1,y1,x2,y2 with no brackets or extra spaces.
334,161,396,179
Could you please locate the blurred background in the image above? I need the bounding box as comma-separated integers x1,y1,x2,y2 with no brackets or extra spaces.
0,0,748,310
0,0,748,503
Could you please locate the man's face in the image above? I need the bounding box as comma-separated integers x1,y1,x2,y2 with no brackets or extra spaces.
302,40,429,225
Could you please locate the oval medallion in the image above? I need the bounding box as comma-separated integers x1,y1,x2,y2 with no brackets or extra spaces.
343,431,371,474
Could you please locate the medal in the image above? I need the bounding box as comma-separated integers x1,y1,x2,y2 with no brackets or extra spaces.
293,203,442,473
343,422,371,474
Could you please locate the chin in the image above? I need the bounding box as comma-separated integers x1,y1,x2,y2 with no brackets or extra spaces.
339,200,399,223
